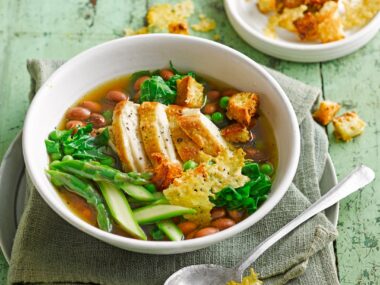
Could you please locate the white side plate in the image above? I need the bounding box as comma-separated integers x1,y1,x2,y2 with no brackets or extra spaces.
0,133,339,263
224,0,380,62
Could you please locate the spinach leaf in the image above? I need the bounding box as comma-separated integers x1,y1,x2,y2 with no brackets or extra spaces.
45,125,115,166
139,76,176,105
210,162,272,214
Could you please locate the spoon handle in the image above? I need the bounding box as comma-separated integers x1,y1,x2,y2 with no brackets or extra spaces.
234,165,375,275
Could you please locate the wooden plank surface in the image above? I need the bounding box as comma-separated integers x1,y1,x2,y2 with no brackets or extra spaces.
0,0,378,283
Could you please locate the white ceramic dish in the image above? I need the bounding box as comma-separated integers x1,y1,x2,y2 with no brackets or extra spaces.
224,0,380,62
23,34,300,254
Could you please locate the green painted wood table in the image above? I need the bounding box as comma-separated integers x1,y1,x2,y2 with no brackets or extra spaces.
0,0,379,284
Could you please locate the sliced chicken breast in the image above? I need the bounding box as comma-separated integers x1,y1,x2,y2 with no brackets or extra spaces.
166,105,205,163
138,102,179,166
112,101,151,172
177,108,228,157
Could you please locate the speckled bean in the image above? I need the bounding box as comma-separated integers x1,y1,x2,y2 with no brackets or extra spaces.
194,227,219,238
106,90,128,102
66,107,91,120
210,218,236,230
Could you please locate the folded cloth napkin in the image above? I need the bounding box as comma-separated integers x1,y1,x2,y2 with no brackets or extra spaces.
7,60,339,285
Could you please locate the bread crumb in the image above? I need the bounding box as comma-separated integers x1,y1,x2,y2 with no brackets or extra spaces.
313,100,341,125
333,111,366,141
191,14,217,32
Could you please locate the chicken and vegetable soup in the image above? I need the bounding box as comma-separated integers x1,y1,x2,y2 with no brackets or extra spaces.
45,64,277,241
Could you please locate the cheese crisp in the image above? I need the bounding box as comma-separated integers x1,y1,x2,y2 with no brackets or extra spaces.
163,149,249,226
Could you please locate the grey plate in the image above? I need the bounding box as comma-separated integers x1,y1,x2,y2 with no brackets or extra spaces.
0,133,339,264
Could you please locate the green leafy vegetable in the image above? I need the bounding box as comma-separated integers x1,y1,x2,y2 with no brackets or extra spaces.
136,62,197,105
44,125,115,166
139,76,177,105
151,226,165,240
210,162,272,214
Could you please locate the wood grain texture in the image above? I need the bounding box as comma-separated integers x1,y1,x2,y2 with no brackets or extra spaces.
323,35,380,284
0,0,378,283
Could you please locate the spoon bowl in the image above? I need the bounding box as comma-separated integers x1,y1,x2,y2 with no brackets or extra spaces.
165,264,237,285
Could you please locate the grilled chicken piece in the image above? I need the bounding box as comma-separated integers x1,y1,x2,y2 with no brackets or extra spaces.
166,105,206,163
138,102,179,166
112,101,151,172
177,109,228,157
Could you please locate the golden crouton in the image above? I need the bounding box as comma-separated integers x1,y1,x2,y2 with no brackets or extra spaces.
318,16,345,43
333,112,366,142
284,0,305,9
220,123,252,143
257,0,277,13
313,100,341,125
168,22,189,35
226,92,259,126
176,76,204,108
294,12,319,41
150,153,183,190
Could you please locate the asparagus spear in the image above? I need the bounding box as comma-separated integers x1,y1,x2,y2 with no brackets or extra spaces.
47,170,112,232
50,160,151,185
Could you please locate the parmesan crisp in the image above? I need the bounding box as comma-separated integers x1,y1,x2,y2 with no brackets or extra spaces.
163,149,249,226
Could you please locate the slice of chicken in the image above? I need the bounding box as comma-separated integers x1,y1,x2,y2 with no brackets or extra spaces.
112,101,151,172
166,105,206,163
177,109,228,157
138,102,179,166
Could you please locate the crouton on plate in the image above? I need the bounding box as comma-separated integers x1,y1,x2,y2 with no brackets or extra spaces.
226,92,259,126
175,76,204,108
313,100,341,125
333,112,366,142
257,0,276,13
221,123,252,143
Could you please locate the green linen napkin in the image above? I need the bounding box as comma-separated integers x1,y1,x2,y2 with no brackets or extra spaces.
8,59,339,285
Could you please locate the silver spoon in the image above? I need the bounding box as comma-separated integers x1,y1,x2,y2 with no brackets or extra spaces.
165,165,375,285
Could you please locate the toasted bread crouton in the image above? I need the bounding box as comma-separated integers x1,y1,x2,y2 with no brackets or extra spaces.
317,1,344,43
221,123,252,143
150,153,183,190
313,100,341,125
283,0,305,9
166,105,206,163
257,0,277,13
168,22,189,35
333,112,366,142
317,15,344,43
294,12,319,41
177,109,228,157
226,92,259,126
176,76,204,108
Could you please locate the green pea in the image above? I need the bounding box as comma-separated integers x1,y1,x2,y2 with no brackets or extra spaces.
211,112,224,123
144,183,157,193
260,162,274,176
51,152,62,161
183,160,198,171
219,96,230,109
62,155,73,161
